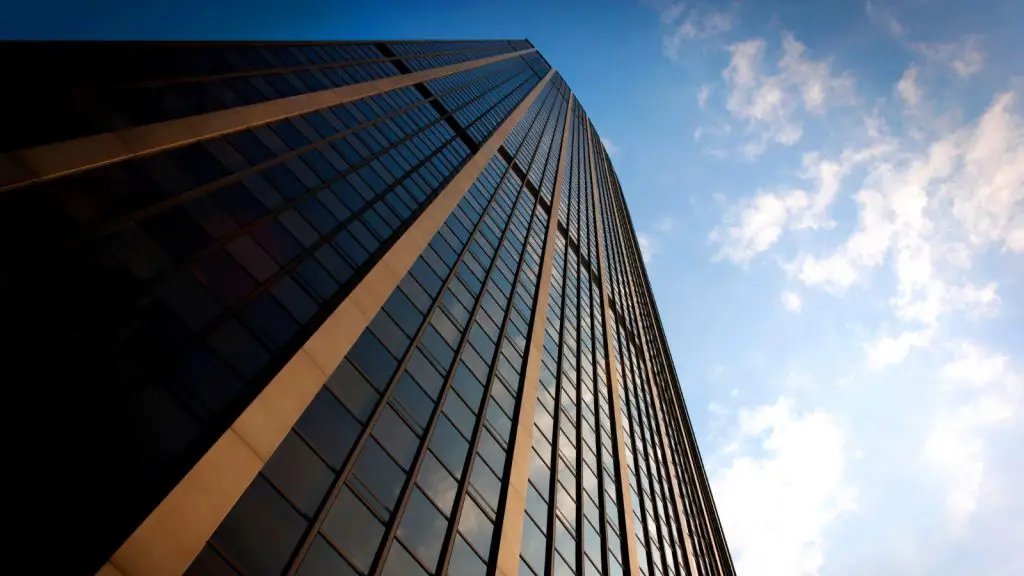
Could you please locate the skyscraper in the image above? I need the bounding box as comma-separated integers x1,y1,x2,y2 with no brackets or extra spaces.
0,40,733,576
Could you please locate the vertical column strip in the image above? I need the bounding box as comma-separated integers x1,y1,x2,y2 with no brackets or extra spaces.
494,92,574,576
0,48,537,192
104,69,555,576
601,157,700,576
629,295,700,575
586,126,642,576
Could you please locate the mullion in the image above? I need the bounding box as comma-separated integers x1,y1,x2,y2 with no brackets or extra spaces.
543,235,573,574
280,155,517,575
528,125,575,571
573,243,590,575
613,193,685,575
584,126,614,576
436,186,545,575
428,80,567,575
618,192,688,576
286,82,554,575
370,139,545,576
622,337,662,576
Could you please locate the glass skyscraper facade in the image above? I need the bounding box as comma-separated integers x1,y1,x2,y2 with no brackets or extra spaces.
0,40,732,576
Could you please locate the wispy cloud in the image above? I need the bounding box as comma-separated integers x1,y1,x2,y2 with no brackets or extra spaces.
698,83,713,109
710,143,891,262
638,216,677,262
925,343,1022,530
722,32,856,157
865,0,904,37
781,290,803,312
659,2,734,60
897,66,922,109
913,36,986,78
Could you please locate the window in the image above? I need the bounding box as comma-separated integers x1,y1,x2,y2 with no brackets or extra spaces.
458,496,494,561
417,452,458,516
321,487,385,573
262,433,333,518
397,488,448,570
212,476,306,576
295,388,360,469
372,406,419,469
351,438,406,515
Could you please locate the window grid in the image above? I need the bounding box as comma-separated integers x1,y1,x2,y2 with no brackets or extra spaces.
2,40,532,152
190,75,564,576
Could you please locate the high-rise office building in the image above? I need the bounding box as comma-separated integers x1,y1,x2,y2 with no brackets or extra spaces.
0,40,733,576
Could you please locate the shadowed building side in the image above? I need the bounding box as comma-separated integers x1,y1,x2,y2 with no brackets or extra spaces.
0,39,731,576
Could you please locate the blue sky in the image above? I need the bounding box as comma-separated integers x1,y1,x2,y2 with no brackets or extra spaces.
4,0,1023,573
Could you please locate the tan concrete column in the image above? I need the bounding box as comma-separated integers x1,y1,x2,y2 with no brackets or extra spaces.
0,48,537,192
101,68,555,576
587,125,642,576
494,91,574,576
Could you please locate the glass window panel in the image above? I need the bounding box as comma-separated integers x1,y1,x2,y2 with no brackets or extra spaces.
370,310,412,359
397,488,447,571
351,438,406,514
325,360,379,423
447,535,486,576
451,362,484,411
443,391,476,438
295,388,360,469
262,432,333,518
430,415,470,478
347,331,397,391
381,542,428,576
391,373,433,431
457,496,494,561
417,452,458,517
321,487,384,574
470,459,502,514
185,546,239,576
384,289,425,337
407,349,443,398
522,516,547,574
212,476,306,576
295,536,358,576
373,406,419,469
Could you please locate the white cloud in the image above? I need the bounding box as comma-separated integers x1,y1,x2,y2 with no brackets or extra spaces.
657,0,686,24
657,216,676,232
638,233,657,262
713,398,857,575
948,93,1024,250
897,66,922,109
865,0,904,36
913,37,986,78
781,290,803,312
663,7,733,60
924,343,1022,529
601,136,620,158
711,144,891,262
863,328,934,370
711,189,811,262
723,32,855,156
774,90,1024,330
698,83,713,109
